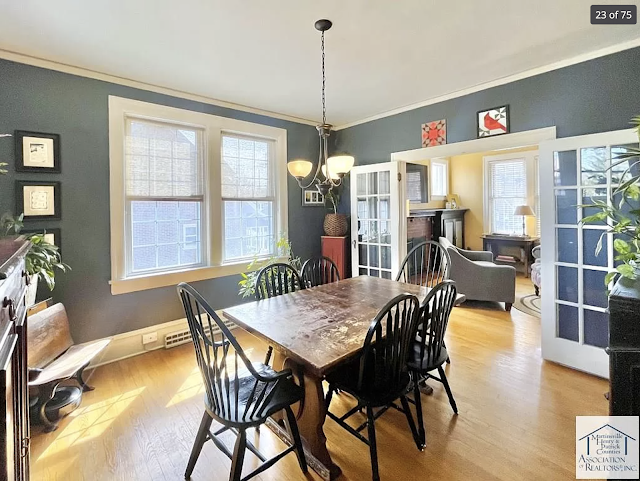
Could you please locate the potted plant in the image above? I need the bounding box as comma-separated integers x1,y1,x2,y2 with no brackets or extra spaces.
323,189,348,237
582,115,640,285
238,235,301,298
1,214,70,305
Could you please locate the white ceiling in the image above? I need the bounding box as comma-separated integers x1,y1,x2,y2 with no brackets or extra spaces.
0,1,638,127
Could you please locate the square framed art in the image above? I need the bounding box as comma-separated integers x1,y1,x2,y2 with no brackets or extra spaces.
16,181,61,220
421,119,447,147
477,105,509,138
15,130,61,173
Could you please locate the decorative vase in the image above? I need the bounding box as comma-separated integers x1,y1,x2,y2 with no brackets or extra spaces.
324,213,348,236
25,274,38,307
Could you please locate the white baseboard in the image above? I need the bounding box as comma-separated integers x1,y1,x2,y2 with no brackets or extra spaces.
89,310,231,368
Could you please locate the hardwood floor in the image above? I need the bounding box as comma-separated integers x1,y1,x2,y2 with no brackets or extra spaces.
31,277,608,481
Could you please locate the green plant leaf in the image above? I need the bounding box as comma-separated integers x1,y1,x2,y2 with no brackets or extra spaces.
614,238,631,254
582,212,607,224
604,271,618,286
617,264,636,279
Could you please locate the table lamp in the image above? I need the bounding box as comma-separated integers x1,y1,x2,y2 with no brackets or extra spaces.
514,205,535,236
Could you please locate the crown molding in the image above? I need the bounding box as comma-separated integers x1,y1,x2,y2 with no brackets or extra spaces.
333,37,640,131
3,36,640,132
0,49,318,127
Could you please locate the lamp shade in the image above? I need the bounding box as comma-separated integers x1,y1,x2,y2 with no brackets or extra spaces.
287,159,313,179
322,164,340,180
514,205,535,216
327,155,355,175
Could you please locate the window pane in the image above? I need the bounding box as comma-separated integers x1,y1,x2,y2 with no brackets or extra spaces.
223,200,274,261
580,147,607,186
557,304,579,342
556,228,577,264
489,159,526,234
130,200,202,273
557,266,578,303
584,309,609,348
583,229,607,267
221,135,273,199
583,269,607,308
556,189,577,225
125,120,203,197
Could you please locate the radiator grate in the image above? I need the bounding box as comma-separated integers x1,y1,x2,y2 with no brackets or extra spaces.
164,318,236,349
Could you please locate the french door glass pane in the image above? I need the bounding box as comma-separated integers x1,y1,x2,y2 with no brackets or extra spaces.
583,309,609,348
583,269,608,308
369,245,379,268
554,151,577,186
583,230,607,267
582,187,607,225
580,147,607,186
357,174,366,195
556,228,578,264
369,221,379,243
368,172,378,194
557,266,578,303
555,189,577,225
557,304,579,342
379,171,390,194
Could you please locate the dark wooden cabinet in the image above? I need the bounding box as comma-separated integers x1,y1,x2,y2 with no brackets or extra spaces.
321,236,349,280
608,277,640,416
0,238,30,481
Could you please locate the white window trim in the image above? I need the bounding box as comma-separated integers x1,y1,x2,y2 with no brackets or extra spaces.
430,157,449,200
108,96,288,295
482,150,538,235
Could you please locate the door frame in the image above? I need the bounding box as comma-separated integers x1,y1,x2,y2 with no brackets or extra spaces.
391,127,557,248
539,128,637,378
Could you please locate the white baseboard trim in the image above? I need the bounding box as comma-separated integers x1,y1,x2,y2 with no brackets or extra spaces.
89,310,231,368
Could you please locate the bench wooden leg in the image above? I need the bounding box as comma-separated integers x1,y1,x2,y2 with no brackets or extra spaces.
76,365,94,392
38,382,61,432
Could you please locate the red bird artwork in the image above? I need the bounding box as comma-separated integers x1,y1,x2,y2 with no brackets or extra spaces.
483,112,507,132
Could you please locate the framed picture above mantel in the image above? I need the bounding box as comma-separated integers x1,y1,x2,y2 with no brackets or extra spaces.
15,130,61,173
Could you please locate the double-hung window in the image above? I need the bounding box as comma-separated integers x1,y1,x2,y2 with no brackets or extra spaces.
221,135,275,261
125,118,205,275
109,96,288,295
430,158,448,198
485,157,527,234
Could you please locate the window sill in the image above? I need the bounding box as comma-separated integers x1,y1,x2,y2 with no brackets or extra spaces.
110,262,247,295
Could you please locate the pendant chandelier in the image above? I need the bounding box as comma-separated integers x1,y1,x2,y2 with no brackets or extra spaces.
287,19,355,196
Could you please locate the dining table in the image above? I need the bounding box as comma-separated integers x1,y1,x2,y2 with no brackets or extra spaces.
222,275,465,480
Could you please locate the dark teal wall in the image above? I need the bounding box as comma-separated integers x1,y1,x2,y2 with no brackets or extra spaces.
335,46,640,211
0,59,324,342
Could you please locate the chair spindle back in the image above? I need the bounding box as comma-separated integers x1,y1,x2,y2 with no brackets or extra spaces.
415,280,457,367
396,240,450,288
301,256,340,288
255,263,303,300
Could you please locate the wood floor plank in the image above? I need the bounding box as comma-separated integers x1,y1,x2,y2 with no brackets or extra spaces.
30,277,608,481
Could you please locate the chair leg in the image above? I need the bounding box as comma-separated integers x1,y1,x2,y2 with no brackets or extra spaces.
264,346,273,366
75,365,95,392
185,411,212,479
229,428,247,481
505,302,512,312
38,382,61,433
366,406,380,481
535,286,540,296
438,366,458,414
400,395,423,451
413,376,426,449
283,406,308,473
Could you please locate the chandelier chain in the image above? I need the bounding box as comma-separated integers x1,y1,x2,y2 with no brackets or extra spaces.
321,31,326,125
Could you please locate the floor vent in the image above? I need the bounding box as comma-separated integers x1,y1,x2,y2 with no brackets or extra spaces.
164,318,236,349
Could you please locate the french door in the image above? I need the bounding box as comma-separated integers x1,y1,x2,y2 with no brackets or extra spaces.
539,129,638,378
350,162,406,279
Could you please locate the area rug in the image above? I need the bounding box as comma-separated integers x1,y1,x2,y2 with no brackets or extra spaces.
514,294,541,318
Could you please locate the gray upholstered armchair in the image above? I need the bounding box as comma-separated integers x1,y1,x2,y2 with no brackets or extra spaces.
439,237,516,311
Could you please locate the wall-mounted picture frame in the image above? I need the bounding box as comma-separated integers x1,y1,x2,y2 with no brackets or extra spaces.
477,105,509,138
421,119,447,147
15,130,61,173
20,228,61,250
302,189,325,206
16,180,61,220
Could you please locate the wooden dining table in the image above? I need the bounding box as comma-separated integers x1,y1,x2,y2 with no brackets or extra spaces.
222,275,465,480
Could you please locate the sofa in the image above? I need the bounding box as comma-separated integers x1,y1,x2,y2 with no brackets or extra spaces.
439,237,516,311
